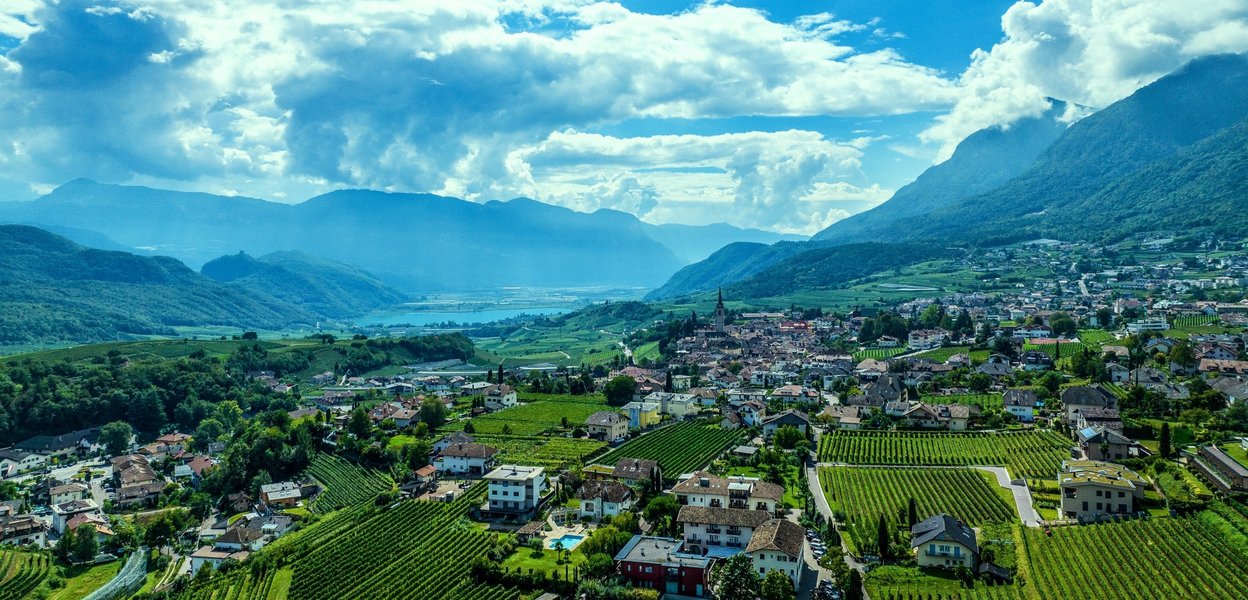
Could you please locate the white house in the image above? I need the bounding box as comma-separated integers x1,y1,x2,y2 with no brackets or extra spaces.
51,499,100,534
1002,389,1038,423
672,472,783,513
577,480,634,520
483,385,518,411
485,465,547,514
746,518,806,588
0,449,47,477
435,443,498,476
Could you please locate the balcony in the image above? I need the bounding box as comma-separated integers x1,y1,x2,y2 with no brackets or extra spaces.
706,526,722,534
726,527,742,536
728,500,748,509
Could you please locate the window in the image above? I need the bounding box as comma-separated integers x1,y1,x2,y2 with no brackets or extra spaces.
1118,491,1125,498
1096,502,1102,510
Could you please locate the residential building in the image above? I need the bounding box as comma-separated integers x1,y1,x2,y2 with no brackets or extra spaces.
1058,460,1145,522
485,465,547,514
1076,426,1137,461
577,480,634,520
644,392,701,418
1190,445,1248,493
908,329,948,351
911,514,978,569
111,454,164,507
622,401,661,429
1127,318,1170,334
49,482,90,506
190,546,250,576
0,449,47,477
672,472,783,513
1060,386,1116,425
614,535,713,597
432,432,476,454
15,428,101,459
259,482,302,508
677,505,771,553
760,409,809,440
611,458,661,485
585,411,629,443
51,499,100,534
0,505,47,546
435,443,498,476
1003,389,1038,422
745,518,806,588
482,385,518,411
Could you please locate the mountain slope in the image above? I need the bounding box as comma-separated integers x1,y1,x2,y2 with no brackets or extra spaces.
644,241,813,300
202,251,408,319
641,222,805,264
0,226,316,345
813,100,1072,243
724,243,955,299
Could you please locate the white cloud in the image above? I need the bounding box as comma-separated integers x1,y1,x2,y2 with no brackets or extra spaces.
923,0,1248,160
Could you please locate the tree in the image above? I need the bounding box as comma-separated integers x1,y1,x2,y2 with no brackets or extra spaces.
846,569,864,600
1050,312,1077,336
1160,421,1172,458
419,397,447,428
463,421,475,434
643,495,679,537
772,425,803,450
348,407,372,439
99,421,133,457
603,375,637,407
711,553,760,600
967,373,991,393
664,371,674,393
876,514,890,559
498,363,505,384
1168,342,1197,372
907,497,918,528
760,569,795,600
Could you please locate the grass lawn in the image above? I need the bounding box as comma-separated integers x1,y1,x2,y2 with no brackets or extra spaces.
726,464,802,508
1219,441,1248,469
49,561,122,600
268,567,294,600
386,434,418,451
501,546,588,576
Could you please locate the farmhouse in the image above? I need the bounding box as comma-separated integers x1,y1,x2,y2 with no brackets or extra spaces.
911,514,978,569
482,385,518,411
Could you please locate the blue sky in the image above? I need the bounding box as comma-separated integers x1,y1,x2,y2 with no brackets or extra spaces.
0,0,1246,234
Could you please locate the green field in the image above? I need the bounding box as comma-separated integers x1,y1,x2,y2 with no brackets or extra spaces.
818,467,1016,555
449,394,610,436
926,393,1002,411
910,346,990,362
817,430,1072,480
595,421,742,478
306,453,394,513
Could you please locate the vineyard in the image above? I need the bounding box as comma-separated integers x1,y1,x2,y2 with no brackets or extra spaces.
472,434,605,469
818,467,1016,554
1076,329,1117,348
910,346,990,362
817,430,1072,480
176,485,520,600
452,395,609,436
306,453,394,513
1022,340,1086,359
595,421,742,477
1023,516,1248,600
854,346,910,360
1172,314,1219,329
0,550,51,600
926,393,1002,411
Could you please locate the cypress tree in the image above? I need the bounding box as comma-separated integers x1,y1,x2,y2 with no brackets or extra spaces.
877,514,891,559
907,497,918,528
1160,422,1172,458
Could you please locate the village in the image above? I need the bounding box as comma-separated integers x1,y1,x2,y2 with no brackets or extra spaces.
1,240,1247,599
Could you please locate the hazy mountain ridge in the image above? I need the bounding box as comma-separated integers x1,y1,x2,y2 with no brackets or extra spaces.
0,225,316,345
201,251,409,319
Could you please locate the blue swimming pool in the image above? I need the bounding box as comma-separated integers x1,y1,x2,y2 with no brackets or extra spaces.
547,533,585,550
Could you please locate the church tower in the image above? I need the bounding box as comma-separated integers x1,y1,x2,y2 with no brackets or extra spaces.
714,288,725,334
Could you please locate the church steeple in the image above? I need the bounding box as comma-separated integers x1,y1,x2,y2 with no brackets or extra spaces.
714,288,725,334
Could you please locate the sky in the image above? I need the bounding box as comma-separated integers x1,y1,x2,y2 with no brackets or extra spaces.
0,1,1246,235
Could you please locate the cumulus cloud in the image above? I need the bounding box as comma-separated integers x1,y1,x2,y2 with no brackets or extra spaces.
923,0,1248,160
0,0,954,233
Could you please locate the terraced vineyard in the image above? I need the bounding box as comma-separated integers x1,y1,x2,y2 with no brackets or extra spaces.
472,434,605,469
596,421,742,477
0,550,52,600
819,467,1016,554
817,430,1072,480
1023,516,1248,600
177,486,519,600
307,453,394,513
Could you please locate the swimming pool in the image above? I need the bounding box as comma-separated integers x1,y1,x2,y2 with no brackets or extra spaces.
547,533,585,550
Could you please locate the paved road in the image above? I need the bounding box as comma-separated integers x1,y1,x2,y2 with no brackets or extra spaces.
816,462,1041,528
805,464,871,599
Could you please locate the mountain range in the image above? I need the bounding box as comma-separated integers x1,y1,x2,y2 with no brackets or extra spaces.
200,251,409,319
650,53,1248,300
0,183,799,292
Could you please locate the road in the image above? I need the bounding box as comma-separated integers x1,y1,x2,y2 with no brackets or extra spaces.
805,463,872,599
815,462,1041,528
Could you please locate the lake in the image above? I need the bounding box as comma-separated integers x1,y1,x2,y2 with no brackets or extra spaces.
354,306,571,327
